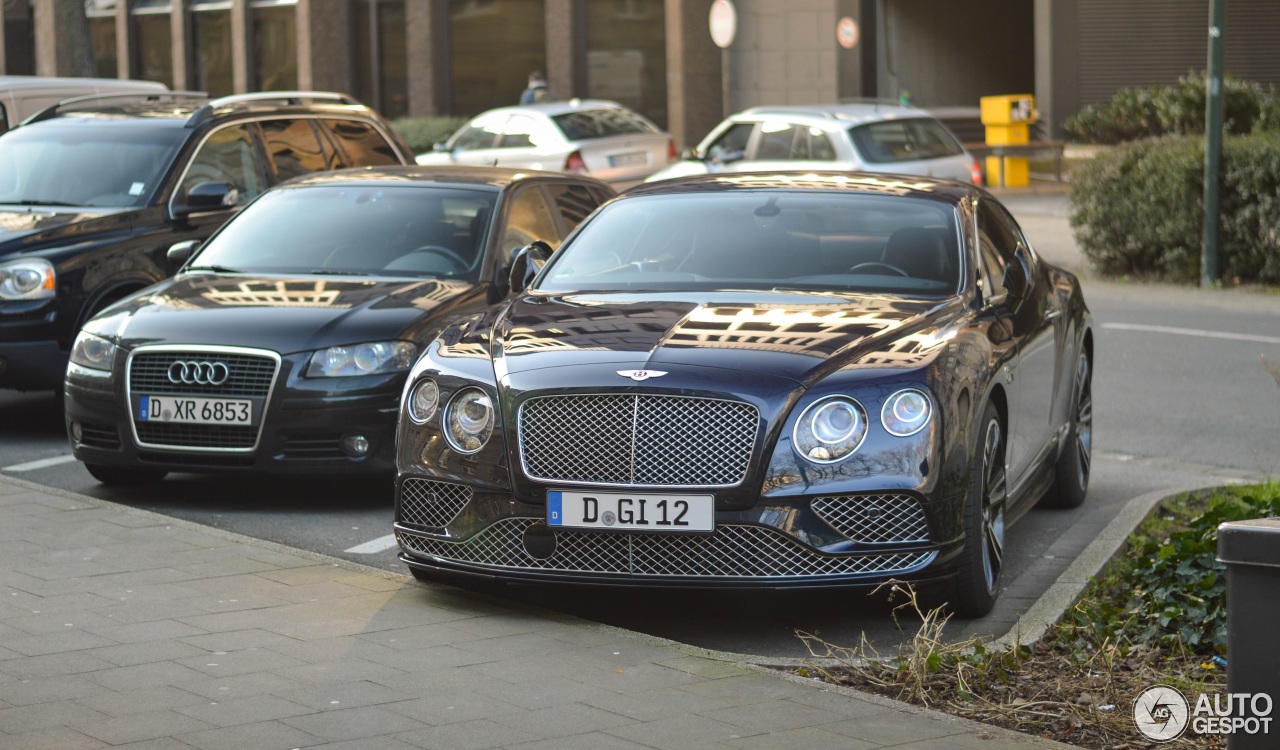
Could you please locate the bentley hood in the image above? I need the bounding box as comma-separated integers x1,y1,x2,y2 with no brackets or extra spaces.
494,291,960,386
88,274,477,353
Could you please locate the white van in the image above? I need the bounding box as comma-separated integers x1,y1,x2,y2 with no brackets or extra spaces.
0,75,169,132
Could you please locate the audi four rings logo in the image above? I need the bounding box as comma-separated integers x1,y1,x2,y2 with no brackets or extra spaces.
167,361,230,385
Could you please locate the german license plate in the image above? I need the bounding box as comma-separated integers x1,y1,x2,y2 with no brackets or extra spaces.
137,395,253,425
547,490,714,532
608,151,647,167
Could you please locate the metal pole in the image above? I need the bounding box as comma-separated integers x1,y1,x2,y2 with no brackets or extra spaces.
1201,0,1225,287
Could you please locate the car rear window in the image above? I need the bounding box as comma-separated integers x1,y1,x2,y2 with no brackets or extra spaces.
849,117,964,164
537,190,961,296
551,109,655,141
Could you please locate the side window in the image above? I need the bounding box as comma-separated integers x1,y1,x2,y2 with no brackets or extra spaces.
547,183,605,234
182,124,267,206
502,187,561,254
977,201,1018,300
755,123,800,160
323,119,402,167
809,129,837,161
705,122,752,163
498,115,538,149
452,114,504,150
260,119,328,181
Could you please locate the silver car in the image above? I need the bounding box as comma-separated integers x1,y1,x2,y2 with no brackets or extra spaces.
416,99,676,189
646,103,981,185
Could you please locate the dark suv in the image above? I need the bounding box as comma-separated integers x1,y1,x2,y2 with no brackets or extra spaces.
0,91,412,392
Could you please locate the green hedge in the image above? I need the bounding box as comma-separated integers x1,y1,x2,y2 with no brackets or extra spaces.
389,116,470,154
1070,132,1280,284
1064,72,1280,145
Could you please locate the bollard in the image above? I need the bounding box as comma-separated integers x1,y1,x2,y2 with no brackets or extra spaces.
1217,518,1280,750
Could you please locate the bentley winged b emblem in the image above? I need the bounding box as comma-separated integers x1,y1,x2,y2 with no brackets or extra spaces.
617,369,667,382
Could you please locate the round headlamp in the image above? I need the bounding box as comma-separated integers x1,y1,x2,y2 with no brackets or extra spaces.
882,388,932,436
793,396,867,464
407,378,440,423
444,388,495,454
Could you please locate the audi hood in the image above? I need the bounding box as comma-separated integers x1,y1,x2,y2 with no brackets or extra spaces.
81,273,481,354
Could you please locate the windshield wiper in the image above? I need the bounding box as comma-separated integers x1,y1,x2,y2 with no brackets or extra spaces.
308,270,370,276
6,199,82,208
184,265,244,274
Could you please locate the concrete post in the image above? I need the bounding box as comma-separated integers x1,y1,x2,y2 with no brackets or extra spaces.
406,0,447,116
1217,519,1280,750
115,0,131,78
230,0,250,93
664,0,722,150
297,0,353,93
170,3,190,89
546,0,586,100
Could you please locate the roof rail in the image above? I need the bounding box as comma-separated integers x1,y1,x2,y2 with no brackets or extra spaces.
23,91,209,125
837,97,921,109
207,91,362,108
741,107,838,119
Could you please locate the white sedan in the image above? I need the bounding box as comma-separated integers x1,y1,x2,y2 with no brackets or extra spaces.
416,100,676,189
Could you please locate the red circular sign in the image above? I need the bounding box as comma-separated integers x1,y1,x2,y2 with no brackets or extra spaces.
837,17,859,50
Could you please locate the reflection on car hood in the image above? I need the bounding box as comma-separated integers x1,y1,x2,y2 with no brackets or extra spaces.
495,291,959,385
0,207,133,256
92,274,476,353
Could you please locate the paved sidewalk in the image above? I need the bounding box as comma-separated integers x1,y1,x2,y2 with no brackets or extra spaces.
0,474,1075,749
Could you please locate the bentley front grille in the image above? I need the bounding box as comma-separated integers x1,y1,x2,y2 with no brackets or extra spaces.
519,394,758,487
398,478,473,529
129,351,277,398
811,494,931,545
397,518,935,579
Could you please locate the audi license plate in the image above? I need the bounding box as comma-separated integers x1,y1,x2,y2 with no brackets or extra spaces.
547,490,714,532
136,395,254,425
608,151,647,168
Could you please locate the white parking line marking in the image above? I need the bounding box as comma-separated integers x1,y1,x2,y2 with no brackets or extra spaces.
345,534,398,554
1102,322,1280,346
2,455,78,472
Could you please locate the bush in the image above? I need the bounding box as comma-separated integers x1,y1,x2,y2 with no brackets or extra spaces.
389,116,470,154
1065,72,1279,144
1070,131,1280,283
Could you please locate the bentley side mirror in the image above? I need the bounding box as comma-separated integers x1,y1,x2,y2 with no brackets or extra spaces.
166,240,200,274
508,241,552,296
1003,247,1031,305
173,182,237,219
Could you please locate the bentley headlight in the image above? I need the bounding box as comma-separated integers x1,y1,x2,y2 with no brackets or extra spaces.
882,388,932,436
69,331,116,372
793,396,867,463
0,258,55,300
306,341,417,377
407,378,440,423
444,388,494,454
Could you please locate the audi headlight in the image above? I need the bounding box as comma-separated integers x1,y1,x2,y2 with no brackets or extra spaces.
407,378,440,423
793,396,867,463
0,258,55,300
881,388,932,437
69,331,116,372
444,388,494,454
306,341,417,377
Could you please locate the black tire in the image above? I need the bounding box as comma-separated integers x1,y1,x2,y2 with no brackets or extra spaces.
1041,350,1092,509
84,463,167,486
949,400,1007,618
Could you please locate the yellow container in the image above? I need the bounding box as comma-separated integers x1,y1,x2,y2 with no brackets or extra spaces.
986,155,1030,188
980,94,1036,126
983,123,1029,146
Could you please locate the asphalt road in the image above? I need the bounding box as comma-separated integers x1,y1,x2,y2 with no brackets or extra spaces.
4,193,1278,658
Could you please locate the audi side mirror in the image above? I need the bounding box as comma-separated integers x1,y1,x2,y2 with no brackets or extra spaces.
508,241,552,296
166,240,201,274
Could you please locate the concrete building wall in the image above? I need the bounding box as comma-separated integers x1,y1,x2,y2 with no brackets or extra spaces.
730,0,838,111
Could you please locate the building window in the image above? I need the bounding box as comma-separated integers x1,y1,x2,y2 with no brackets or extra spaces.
354,0,407,118
191,0,233,97
586,0,666,128
131,0,174,88
447,0,545,117
252,0,297,91
86,0,118,79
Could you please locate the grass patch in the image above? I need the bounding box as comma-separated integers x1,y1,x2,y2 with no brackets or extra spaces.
795,482,1280,748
